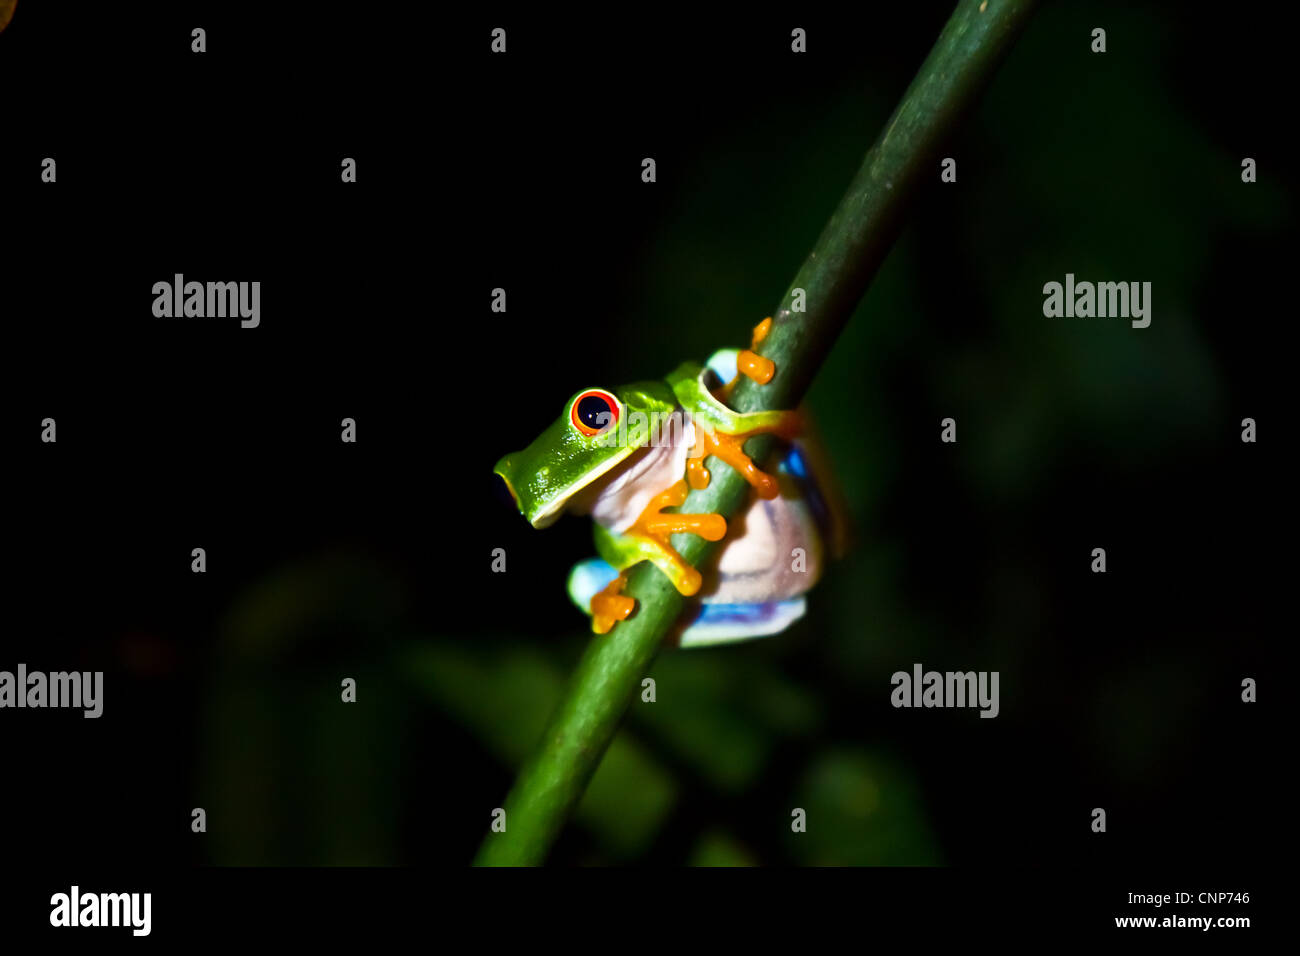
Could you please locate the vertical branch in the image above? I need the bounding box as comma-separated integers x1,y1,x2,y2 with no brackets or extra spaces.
476,0,1038,867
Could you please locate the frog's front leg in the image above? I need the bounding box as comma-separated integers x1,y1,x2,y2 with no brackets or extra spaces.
589,573,636,635
686,409,801,499
589,480,727,633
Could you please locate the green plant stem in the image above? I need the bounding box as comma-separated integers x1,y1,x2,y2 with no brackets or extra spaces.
475,0,1038,866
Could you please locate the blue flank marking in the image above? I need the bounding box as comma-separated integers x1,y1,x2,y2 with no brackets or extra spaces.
782,444,808,478
694,602,788,624
780,443,834,541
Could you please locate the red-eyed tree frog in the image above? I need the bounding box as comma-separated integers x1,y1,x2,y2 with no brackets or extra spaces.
494,319,844,647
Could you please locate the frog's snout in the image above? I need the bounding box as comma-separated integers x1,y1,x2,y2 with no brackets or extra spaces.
493,458,520,510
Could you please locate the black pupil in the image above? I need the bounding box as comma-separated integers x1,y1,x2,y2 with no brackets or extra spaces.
577,395,613,431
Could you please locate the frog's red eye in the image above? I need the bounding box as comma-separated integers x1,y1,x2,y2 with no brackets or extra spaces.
571,389,620,437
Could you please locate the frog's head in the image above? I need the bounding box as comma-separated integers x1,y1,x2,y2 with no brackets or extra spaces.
494,380,677,528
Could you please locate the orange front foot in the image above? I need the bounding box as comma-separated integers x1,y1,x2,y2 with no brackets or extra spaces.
591,572,635,634
720,317,777,401
736,316,775,384
688,412,801,500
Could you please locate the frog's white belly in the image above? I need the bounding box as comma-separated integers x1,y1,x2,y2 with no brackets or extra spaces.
699,468,824,605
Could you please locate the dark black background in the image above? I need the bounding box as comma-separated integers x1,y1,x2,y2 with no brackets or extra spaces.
0,0,1289,934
